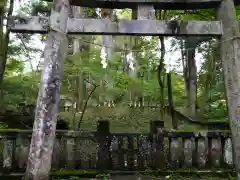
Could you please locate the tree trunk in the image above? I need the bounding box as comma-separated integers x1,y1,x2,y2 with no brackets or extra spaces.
71,6,86,129
131,10,140,107
0,0,14,97
122,43,132,105
24,0,69,179
180,38,188,94
159,35,165,119
101,8,114,107
183,36,211,116
0,3,5,84
217,0,240,178
185,37,197,117
167,73,177,128
156,10,166,119
200,43,215,114
0,6,4,108
137,5,155,110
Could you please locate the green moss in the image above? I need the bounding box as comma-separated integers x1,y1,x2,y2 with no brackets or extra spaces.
51,169,235,175
0,128,231,134
0,128,22,132
51,169,100,175
174,129,230,132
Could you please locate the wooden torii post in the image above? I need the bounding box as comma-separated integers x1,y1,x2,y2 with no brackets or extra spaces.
9,0,240,179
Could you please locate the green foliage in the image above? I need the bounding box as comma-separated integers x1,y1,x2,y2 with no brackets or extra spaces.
2,72,40,107
30,0,50,15
5,59,24,76
1,2,236,128
0,0,7,8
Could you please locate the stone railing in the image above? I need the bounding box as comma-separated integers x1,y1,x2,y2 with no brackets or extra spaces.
0,121,233,173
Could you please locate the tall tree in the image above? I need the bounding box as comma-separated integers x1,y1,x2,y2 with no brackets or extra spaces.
180,36,211,117
124,10,140,107
71,6,86,129
156,10,166,120
0,0,14,84
101,8,114,107
0,0,14,112
185,37,198,117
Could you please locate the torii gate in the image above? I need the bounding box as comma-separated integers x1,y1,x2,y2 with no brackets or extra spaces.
9,0,240,179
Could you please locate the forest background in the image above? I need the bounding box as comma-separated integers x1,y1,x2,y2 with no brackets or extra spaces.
0,0,237,132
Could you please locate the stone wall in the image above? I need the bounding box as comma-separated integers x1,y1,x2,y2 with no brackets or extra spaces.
59,106,164,132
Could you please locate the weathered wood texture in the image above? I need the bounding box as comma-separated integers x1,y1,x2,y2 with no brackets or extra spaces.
25,0,70,179
217,0,240,178
44,0,229,10
9,16,222,36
